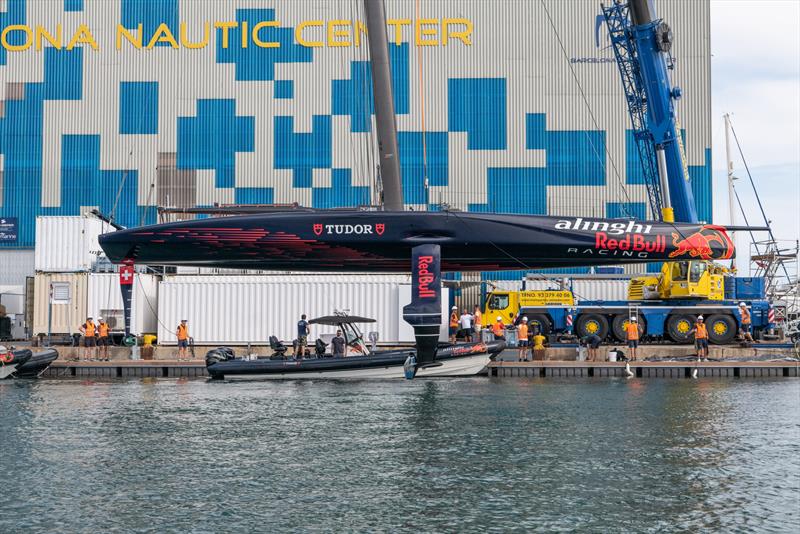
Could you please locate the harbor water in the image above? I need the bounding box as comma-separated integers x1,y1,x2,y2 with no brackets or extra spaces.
2,378,799,533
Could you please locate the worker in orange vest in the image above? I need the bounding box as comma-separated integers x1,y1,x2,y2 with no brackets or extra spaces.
79,317,97,361
176,319,190,361
97,317,110,362
449,306,459,343
492,316,506,341
738,302,755,343
689,315,709,361
625,317,640,361
517,317,529,362
473,305,482,339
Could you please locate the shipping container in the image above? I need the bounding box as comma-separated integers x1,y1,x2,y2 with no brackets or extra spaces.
157,274,420,345
34,216,116,272
0,285,25,316
0,250,35,286
522,278,630,303
32,273,88,337
87,273,160,335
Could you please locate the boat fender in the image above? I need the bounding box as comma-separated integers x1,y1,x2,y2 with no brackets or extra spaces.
691,368,698,379
624,363,634,378
404,355,417,380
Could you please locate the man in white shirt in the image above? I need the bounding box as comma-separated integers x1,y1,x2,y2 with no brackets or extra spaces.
459,309,474,342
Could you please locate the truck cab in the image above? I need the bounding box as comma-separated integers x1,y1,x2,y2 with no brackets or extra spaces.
484,290,574,335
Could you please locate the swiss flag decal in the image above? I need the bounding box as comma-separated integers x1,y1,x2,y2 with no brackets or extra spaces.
313,224,323,236
119,262,134,286
376,224,385,236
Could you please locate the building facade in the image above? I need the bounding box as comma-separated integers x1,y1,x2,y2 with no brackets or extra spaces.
0,0,711,276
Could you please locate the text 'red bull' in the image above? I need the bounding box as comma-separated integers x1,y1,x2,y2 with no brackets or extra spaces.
595,232,666,253
668,225,734,260
418,255,436,298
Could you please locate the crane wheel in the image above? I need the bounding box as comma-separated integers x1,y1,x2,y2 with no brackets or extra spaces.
611,314,645,342
575,314,609,339
706,314,737,345
527,314,552,336
666,314,695,343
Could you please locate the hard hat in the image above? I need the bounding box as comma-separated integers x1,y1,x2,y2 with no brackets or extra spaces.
87,317,93,320
496,316,502,321
630,317,637,322
452,306,458,310
697,315,704,321
522,316,528,322
739,302,746,307
97,317,103,321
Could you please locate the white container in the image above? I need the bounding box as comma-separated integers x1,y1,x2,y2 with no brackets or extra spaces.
0,250,35,286
0,285,25,316
87,273,160,335
34,216,116,272
608,351,617,362
32,272,88,336
157,274,410,345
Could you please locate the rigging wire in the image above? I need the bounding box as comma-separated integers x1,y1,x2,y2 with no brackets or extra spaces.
538,0,635,219
729,119,792,284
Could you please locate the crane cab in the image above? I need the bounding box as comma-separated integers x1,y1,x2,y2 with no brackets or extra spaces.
628,261,726,301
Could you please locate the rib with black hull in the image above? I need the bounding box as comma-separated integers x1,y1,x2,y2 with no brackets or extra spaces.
98,211,735,271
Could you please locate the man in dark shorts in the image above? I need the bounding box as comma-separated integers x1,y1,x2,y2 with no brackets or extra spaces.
296,314,310,358
79,317,97,361
331,329,346,358
176,319,190,360
582,334,602,361
97,317,111,361
689,315,709,361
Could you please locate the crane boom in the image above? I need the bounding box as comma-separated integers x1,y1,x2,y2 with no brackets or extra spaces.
602,0,699,224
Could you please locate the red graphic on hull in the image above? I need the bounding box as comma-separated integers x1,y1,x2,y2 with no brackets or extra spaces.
417,255,436,298
595,232,666,253
376,223,385,236
668,225,734,260
313,224,323,236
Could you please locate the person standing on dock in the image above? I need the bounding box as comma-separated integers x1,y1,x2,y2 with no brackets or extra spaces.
449,307,460,342
176,319,190,361
296,314,310,358
79,317,97,361
459,308,474,342
532,328,547,361
582,334,602,362
625,317,640,361
517,317,530,361
739,302,755,343
492,316,506,341
473,305,482,339
689,316,709,361
97,317,110,362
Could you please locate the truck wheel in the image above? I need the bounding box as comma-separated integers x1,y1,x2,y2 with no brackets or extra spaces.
528,314,552,336
611,314,645,342
706,314,736,345
575,314,608,339
666,314,695,343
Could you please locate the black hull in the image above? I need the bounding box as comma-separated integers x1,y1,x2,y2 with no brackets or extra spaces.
207,341,505,379
99,211,735,272
14,350,59,379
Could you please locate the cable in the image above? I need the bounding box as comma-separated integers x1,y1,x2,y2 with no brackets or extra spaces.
415,0,430,209
539,0,635,218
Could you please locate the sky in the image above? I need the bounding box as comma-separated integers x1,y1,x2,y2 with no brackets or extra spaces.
709,0,800,274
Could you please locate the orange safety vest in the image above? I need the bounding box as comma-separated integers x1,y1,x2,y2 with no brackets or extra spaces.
449,313,459,328
492,322,504,337
695,323,708,339
98,323,109,337
518,324,528,340
474,311,482,327
177,324,188,340
84,322,96,337
741,308,751,325
625,322,639,341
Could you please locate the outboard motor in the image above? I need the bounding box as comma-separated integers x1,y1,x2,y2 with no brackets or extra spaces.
205,347,235,366
315,338,328,358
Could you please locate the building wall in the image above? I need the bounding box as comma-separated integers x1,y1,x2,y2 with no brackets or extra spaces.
0,0,711,258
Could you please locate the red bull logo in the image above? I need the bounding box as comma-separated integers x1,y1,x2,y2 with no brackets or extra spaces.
668,225,734,260
595,232,667,253
417,255,436,298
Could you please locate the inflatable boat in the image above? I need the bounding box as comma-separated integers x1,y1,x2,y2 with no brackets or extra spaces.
0,348,58,379
205,315,504,380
